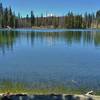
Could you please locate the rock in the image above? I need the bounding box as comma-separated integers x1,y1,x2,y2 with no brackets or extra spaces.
85,91,94,96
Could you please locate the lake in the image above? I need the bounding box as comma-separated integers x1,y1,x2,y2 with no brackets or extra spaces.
0,29,100,92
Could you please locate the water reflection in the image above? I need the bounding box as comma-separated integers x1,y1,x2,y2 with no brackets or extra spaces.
0,30,100,54
0,31,19,54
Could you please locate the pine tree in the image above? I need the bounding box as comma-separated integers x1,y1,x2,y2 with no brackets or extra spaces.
18,13,21,27
15,17,18,28
4,7,8,27
26,14,29,21
31,11,35,27
11,14,15,28
40,13,43,26
0,2,3,27
96,10,100,28
26,14,30,27
9,7,13,27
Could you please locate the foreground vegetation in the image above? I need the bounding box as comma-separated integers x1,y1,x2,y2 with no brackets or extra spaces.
0,81,99,95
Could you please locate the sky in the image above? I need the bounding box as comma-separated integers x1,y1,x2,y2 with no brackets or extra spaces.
1,0,100,17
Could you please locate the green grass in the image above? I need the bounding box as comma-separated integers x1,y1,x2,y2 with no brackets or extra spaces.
0,81,99,95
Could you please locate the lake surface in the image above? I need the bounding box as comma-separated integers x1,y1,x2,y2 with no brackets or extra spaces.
0,29,100,91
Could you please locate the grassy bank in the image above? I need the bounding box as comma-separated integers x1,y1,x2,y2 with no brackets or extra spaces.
0,81,99,95
0,86,100,95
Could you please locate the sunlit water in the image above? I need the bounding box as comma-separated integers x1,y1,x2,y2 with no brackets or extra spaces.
0,29,100,90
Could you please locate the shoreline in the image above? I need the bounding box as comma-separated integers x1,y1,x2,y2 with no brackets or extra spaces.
0,27,99,30
0,93,100,100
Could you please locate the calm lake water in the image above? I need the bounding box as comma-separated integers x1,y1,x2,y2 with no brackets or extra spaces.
0,29,100,90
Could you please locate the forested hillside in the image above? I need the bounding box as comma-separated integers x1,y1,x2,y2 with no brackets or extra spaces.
0,2,100,29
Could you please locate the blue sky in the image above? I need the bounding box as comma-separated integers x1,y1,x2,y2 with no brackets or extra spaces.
1,0,100,17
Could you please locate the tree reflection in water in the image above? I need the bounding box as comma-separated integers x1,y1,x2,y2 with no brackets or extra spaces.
0,29,100,54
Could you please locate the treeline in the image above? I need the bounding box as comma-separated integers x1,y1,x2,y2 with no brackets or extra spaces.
0,2,100,29
0,3,17,28
0,2,35,28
